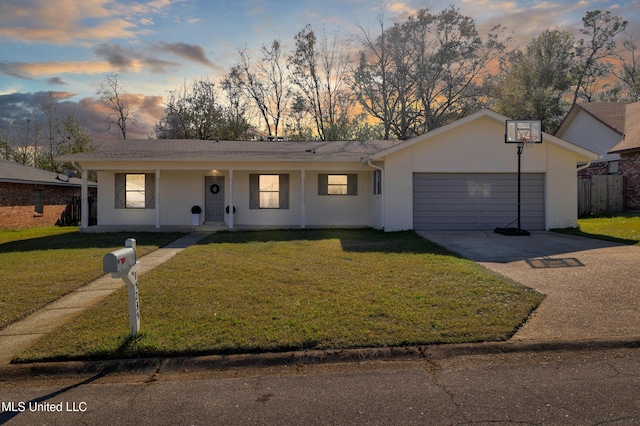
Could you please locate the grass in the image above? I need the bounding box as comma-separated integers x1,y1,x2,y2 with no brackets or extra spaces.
15,229,544,362
556,213,640,245
0,227,186,330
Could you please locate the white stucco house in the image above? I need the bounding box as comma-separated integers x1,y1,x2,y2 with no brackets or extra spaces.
58,109,598,233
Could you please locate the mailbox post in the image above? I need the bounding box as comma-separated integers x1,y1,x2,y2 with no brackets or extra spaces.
103,238,141,336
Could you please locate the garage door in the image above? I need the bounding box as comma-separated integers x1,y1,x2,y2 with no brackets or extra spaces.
413,173,545,231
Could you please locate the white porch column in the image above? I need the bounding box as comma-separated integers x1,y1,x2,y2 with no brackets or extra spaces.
155,169,161,229
80,168,88,230
300,169,306,229
228,169,234,229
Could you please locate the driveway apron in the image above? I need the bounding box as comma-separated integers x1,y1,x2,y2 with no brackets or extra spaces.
418,231,640,342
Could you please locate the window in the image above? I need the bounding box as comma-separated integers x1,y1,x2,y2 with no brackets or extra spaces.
34,190,43,215
608,160,619,174
250,174,289,209
373,170,382,195
318,174,357,196
115,173,155,209
327,175,348,195
259,175,279,208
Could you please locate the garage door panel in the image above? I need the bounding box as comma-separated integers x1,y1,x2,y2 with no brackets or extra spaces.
413,173,545,231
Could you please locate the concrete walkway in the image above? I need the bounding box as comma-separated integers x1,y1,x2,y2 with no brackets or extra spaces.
0,232,211,364
419,231,640,342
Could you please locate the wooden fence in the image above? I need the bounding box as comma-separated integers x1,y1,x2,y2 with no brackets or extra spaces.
57,195,97,226
578,175,624,216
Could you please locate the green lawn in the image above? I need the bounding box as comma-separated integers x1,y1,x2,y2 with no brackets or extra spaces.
15,229,543,362
0,227,186,330
558,213,640,245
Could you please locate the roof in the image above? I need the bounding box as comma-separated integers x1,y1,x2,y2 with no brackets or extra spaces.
609,102,640,154
0,158,95,187
555,102,640,155
56,139,405,164
371,108,599,161
575,102,628,134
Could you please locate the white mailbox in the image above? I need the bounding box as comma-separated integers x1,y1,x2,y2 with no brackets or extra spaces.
103,246,137,278
103,238,141,336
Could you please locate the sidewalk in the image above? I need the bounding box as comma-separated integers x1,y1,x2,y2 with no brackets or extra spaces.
0,232,211,364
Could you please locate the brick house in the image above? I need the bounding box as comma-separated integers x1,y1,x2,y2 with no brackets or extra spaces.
609,123,640,211
0,159,96,229
555,102,640,210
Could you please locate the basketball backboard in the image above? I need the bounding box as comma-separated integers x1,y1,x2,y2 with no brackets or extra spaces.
505,120,542,143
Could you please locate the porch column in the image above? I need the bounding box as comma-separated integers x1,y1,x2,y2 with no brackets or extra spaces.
228,169,234,229
80,168,88,230
155,169,161,229
300,169,306,229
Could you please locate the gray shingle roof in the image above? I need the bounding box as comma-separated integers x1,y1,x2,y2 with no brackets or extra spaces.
0,158,93,186
578,102,628,134
609,102,640,153
56,139,405,163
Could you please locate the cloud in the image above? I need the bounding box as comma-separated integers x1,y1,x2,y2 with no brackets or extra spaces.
95,43,180,73
0,0,174,45
0,91,166,140
76,94,165,139
153,42,216,67
0,61,113,78
0,91,77,124
47,77,68,86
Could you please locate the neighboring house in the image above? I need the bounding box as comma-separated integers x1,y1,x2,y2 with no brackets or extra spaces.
609,121,640,211
58,109,597,232
0,159,97,229
555,101,640,210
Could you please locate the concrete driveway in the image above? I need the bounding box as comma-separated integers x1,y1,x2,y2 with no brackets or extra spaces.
418,231,640,343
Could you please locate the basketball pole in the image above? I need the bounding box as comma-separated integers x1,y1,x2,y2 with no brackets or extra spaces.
517,141,523,231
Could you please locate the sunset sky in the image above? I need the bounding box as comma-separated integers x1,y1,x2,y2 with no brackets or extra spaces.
1,0,639,139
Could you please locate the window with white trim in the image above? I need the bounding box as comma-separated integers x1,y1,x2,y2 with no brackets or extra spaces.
250,174,289,209
318,174,357,196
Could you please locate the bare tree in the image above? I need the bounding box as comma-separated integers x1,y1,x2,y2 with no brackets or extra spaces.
156,76,251,140
615,35,640,102
97,74,136,139
353,8,401,140
354,6,506,139
288,24,354,140
571,10,627,105
229,40,288,138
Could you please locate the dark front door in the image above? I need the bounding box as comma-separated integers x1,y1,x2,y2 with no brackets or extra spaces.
205,176,225,222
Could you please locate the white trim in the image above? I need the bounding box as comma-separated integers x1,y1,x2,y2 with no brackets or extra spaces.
228,169,234,229
370,109,600,162
301,169,306,229
81,169,88,229
155,169,161,229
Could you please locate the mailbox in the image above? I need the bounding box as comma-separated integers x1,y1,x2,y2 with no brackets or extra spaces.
103,238,141,336
103,247,136,277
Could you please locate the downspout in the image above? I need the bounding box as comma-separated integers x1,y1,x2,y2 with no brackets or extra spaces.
577,161,593,172
72,160,89,230
366,159,385,230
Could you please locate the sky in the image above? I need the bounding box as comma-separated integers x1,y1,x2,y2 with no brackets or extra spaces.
1,0,639,140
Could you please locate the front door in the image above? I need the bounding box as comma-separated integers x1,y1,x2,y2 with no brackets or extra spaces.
205,176,225,222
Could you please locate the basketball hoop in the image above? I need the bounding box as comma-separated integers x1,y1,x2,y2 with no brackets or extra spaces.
520,136,535,149
496,119,543,237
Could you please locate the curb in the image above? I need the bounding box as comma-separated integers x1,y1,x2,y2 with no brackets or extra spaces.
3,337,640,381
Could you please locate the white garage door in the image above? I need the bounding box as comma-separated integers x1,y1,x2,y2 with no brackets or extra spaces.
413,173,545,231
